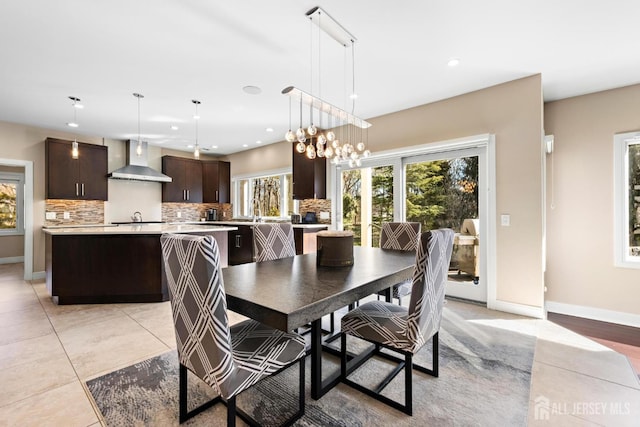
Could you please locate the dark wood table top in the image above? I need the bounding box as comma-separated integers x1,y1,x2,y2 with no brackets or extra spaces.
222,246,415,331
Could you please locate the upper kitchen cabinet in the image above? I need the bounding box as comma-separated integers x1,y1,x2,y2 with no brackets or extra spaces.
202,160,230,203
45,138,108,200
161,155,203,203
292,149,326,200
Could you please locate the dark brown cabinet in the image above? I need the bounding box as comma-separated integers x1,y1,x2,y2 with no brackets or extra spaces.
292,150,326,200
228,225,254,265
293,226,328,255
162,156,203,203
202,160,230,203
45,138,108,200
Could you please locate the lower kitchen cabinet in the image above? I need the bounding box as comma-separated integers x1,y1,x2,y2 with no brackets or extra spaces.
228,225,254,265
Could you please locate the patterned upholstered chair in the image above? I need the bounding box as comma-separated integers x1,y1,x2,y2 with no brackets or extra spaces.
160,233,306,425
341,229,454,416
377,222,421,305
253,223,296,262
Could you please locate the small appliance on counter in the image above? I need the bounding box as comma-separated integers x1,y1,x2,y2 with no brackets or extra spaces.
303,212,317,224
291,214,302,224
207,209,218,221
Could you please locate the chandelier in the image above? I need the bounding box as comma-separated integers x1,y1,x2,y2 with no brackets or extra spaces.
283,6,371,167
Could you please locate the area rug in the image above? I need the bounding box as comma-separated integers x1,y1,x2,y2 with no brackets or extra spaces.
86,302,536,426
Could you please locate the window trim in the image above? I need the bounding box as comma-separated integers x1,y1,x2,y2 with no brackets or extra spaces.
232,167,292,220
613,131,640,268
0,172,25,236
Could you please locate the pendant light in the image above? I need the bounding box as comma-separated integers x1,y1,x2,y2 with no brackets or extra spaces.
192,99,201,159
133,93,144,157
67,96,82,159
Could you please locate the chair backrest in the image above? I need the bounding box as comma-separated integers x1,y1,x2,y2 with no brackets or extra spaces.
380,222,421,251
253,223,296,262
406,229,454,351
160,233,234,395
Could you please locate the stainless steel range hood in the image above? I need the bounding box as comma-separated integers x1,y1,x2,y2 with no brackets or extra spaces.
108,140,172,183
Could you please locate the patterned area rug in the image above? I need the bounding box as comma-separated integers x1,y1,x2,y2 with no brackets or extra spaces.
86,302,536,426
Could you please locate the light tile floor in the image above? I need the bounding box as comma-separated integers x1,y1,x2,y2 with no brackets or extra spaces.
0,262,638,426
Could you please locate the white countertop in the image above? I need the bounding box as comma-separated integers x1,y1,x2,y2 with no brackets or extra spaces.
42,223,238,235
210,221,329,230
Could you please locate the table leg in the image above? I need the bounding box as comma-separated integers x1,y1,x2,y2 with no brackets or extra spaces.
310,318,342,400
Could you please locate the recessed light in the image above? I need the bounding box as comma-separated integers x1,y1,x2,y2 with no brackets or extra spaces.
211,145,218,149
242,144,248,148
349,93,358,100
66,122,79,128
170,125,179,130
256,140,262,144
265,127,274,132
187,144,194,148
447,58,460,67
242,85,262,95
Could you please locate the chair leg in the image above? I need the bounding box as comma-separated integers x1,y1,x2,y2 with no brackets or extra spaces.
226,396,236,427
433,331,439,377
178,364,222,424
179,364,187,423
405,353,413,416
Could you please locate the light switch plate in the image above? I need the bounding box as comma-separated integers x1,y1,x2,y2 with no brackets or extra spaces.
45,212,56,220
63,212,70,219
501,214,510,226
177,212,182,218
319,211,330,220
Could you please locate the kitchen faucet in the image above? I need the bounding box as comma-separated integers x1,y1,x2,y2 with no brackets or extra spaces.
249,198,262,223
132,211,142,222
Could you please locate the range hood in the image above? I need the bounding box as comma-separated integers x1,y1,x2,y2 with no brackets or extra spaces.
108,140,172,183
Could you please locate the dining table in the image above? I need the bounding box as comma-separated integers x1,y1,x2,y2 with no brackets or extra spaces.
222,246,416,400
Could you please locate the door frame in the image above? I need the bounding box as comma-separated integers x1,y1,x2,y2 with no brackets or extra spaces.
0,158,34,280
330,134,496,306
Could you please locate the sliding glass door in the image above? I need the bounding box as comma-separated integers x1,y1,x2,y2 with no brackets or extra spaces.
335,144,488,302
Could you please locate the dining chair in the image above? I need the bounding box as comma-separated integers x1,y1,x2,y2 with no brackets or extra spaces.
253,223,296,262
377,222,421,305
341,228,454,416
161,233,306,426
253,223,335,333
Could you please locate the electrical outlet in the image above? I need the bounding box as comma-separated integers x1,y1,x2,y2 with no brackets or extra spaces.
45,212,56,220
222,211,226,218
63,211,70,219
319,211,330,220
177,212,182,218
501,214,510,226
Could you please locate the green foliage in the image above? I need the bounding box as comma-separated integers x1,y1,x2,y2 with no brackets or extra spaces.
341,156,479,244
0,183,17,229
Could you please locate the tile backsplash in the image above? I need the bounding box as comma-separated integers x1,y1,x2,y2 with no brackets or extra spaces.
161,203,232,222
44,200,105,226
300,199,332,224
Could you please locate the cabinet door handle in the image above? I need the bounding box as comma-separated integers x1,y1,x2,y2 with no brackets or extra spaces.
187,190,190,200
81,183,85,196
183,189,186,200
75,183,79,196
216,190,218,201
235,235,241,248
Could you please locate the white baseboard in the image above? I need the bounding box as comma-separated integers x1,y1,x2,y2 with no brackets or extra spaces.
31,271,46,280
0,256,24,264
488,299,545,319
546,301,640,329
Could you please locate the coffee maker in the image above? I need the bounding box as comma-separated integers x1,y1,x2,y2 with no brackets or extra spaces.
206,209,218,221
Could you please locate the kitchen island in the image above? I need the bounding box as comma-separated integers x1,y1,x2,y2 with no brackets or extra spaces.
43,224,236,304
211,221,329,264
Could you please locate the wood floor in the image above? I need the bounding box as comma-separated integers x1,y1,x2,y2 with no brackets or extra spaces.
548,312,640,379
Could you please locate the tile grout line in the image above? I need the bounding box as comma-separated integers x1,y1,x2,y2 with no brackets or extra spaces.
30,279,105,424
534,359,640,391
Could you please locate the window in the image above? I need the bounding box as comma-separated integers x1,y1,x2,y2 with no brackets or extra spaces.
233,169,293,219
0,172,24,235
614,131,640,267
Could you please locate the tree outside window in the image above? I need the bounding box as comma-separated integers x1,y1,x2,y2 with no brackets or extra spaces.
0,182,17,229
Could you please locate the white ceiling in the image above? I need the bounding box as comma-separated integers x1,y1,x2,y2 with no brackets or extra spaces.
1,0,639,155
